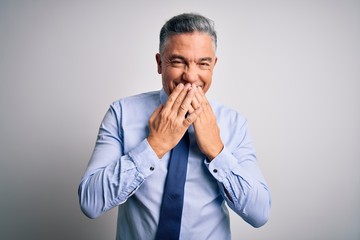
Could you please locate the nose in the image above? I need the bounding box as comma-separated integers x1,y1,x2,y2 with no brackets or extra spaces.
182,65,198,83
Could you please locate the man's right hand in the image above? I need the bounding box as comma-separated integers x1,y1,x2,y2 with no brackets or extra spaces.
147,83,201,158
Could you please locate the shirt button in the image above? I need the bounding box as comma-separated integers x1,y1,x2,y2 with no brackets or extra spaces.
150,166,155,171
213,169,218,173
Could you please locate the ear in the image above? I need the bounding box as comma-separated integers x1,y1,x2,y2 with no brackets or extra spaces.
214,56,218,66
155,53,162,74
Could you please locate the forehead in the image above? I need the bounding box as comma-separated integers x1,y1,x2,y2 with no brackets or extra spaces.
162,32,215,56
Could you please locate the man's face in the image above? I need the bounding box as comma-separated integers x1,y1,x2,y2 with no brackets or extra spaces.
156,32,217,96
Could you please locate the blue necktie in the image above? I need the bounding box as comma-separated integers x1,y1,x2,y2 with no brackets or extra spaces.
155,132,190,240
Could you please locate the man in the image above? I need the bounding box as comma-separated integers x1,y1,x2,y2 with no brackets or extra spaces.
78,13,271,240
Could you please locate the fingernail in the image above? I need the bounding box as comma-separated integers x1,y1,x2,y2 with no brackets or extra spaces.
177,83,184,89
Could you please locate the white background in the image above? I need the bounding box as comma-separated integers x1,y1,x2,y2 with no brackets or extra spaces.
0,0,359,239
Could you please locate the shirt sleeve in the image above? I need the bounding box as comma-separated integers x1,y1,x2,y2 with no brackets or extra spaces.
78,102,159,219
204,119,271,228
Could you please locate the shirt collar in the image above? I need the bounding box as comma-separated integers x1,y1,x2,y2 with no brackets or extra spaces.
160,88,168,106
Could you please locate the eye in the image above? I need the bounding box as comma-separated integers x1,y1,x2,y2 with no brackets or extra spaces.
199,62,210,69
170,59,185,67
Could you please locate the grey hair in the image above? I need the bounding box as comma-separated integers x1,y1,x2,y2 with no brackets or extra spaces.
159,13,217,53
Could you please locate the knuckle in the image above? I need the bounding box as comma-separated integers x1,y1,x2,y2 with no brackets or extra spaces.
159,111,168,119
183,116,193,126
168,96,175,104
175,97,182,105
180,104,187,111
149,116,154,123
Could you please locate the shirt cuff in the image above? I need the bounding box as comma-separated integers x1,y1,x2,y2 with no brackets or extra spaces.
204,146,238,182
128,139,160,178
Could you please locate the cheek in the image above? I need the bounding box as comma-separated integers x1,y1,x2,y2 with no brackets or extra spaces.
162,70,178,93
202,73,213,84
163,68,183,84
202,85,210,94
166,68,183,78
201,74,213,92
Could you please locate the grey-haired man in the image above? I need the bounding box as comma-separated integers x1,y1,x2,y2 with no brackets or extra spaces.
79,13,271,240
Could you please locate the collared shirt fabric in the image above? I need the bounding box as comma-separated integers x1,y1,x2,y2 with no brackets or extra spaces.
78,89,271,240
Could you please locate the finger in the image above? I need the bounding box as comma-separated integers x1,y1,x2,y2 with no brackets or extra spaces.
196,86,208,103
188,105,195,114
171,83,191,111
191,90,202,110
182,106,202,127
164,83,185,109
194,87,203,104
196,87,213,112
177,84,195,117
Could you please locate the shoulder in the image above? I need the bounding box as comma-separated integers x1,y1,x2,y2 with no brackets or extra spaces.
114,90,160,105
210,100,253,152
109,90,160,110
210,100,247,126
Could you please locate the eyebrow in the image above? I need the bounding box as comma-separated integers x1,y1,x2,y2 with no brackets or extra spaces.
199,57,213,62
169,54,213,62
169,54,186,61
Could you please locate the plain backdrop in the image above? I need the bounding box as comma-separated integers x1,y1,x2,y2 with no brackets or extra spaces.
1,0,359,239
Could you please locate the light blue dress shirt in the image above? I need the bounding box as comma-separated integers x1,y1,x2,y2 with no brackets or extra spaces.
78,89,271,240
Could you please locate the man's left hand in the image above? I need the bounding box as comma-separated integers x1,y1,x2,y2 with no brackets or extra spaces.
190,87,224,161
